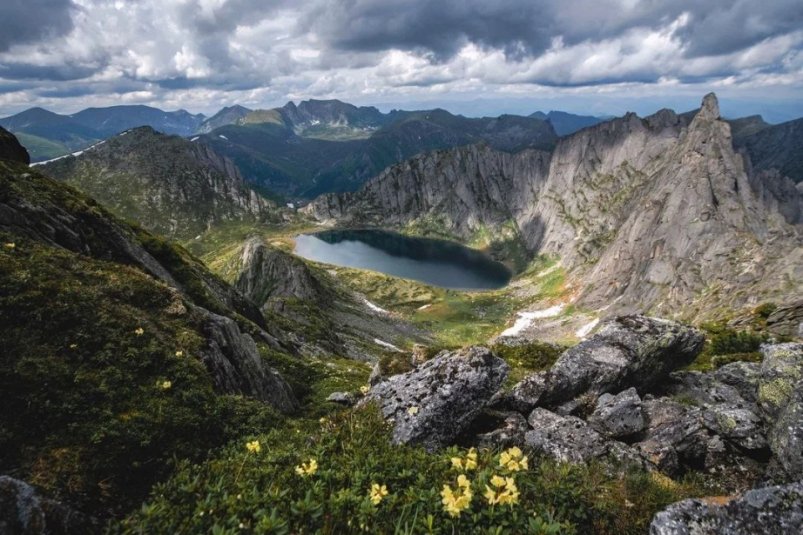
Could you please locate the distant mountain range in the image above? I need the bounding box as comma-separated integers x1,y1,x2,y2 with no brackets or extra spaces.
529,110,610,136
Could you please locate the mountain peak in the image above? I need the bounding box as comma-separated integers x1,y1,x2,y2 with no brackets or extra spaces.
699,92,720,121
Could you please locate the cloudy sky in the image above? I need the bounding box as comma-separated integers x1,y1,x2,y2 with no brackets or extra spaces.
1,0,802,121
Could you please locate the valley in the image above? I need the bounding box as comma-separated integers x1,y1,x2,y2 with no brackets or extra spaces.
1,91,802,534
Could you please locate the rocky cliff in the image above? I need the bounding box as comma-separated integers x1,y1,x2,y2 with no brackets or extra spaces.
306,94,803,322
0,126,30,164
39,126,275,240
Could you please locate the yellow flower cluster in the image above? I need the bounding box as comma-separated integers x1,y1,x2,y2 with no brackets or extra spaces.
407,406,419,415
441,474,473,517
499,446,528,472
175,350,184,357
4,242,15,249
359,385,370,395
450,447,478,472
369,483,388,505
483,474,520,506
245,440,261,453
134,327,144,336
295,458,318,477
159,380,172,390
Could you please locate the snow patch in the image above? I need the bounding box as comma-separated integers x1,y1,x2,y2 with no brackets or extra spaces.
364,299,389,315
190,136,200,142
576,318,600,339
218,134,228,140
417,304,432,311
536,264,559,278
374,338,402,352
500,304,565,337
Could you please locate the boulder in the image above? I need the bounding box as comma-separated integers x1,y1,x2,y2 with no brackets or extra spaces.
506,316,704,411
768,384,803,481
701,404,767,451
524,408,640,466
326,391,356,406
360,346,508,450
665,370,750,407
712,362,761,405
649,481,803,535
0,476,96,534
758,343,803,421
588,387,645,439
635,398,709,475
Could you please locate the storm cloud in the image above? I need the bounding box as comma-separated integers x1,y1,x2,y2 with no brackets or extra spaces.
0,0,801,119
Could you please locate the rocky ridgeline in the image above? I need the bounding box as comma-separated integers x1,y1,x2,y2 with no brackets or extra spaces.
361,315,803,533
306,94,803,323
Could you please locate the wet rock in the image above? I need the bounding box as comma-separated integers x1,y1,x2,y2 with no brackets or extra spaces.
758,343,803,421
588,387,645,439
506,316,704,411
649,481,803,535
197,307,299,412
0,476,96,534
326,391,356,406
360,346,508,450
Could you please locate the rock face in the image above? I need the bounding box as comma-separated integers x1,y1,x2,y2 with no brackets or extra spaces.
0,127,30,164
525,408,631,464
361,346,509,450
306,94,803,322
505,316,704,411
650,481,803,535
0,476,96,534
40,126,274,240
197,308,298,412
235,237,329,307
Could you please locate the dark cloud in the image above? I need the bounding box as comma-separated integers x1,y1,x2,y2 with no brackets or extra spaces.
304,0,803,61
0,62,98,81
0,0,75,52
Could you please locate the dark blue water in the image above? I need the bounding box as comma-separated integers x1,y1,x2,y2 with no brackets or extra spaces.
294,229,511,290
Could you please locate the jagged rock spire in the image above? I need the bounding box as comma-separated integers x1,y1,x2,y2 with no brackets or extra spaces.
698,92,720,121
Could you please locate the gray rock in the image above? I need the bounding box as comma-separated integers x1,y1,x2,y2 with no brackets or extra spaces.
476,411,529,449
235,237,330,308
524,408,640,465
635,398,709,475
649,481,803,535
359,346,508,450
765,300,803,339
712,362,761,404
0,476,96,534
666,370,750,407
702,404,767,450
758,343,803,421
506,316,704,411
196,307,298,412
326,391,356,406
588,387,645,439
768,382,803,481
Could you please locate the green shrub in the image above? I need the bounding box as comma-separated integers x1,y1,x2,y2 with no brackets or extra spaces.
120,408,709,534
688,322,770,372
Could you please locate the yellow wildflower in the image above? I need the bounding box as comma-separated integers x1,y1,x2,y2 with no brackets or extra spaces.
175,350,184,357
450,447,478,472
369,483,389,505
484,474,520,506
245,440,261,453
441,475,472,517
295,458,318,477
407,406,419,416
499,446,528,472
359,385,370,395
159,380,172,390
3,242,15,249
134,327,144,336
69,343,78,349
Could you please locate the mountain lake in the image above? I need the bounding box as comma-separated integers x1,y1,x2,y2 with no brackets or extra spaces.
294,229,511,290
